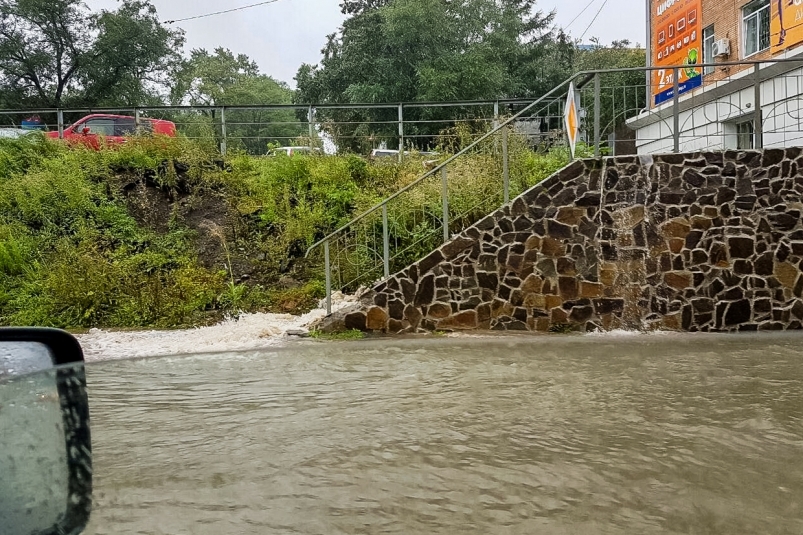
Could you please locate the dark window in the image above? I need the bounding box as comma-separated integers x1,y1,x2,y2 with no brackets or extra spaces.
737,120,755,149
114,118,137,136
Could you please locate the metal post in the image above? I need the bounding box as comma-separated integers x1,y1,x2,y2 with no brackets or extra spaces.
594,73,601,157
493,101,500,153
672,67,680,153
307,105,315,141
441,167,449,242
220,107,227,156
134,108,141,130
398,103,404,162
324,240,332,315
754,63,763,149
382,204,390,279
57,109,64,139
502,125,510,203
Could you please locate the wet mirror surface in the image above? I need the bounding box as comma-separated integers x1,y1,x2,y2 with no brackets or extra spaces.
82,333,803,534
0,343,69,535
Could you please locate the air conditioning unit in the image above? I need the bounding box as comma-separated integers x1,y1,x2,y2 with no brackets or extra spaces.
712,39,731,58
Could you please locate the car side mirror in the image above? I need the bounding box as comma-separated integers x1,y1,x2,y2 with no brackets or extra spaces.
0,328,92,535
81,126,91,135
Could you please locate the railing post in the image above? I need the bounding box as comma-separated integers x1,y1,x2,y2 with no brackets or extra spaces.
57,109,64,139
594,73,601,158
502,124,510,204
307,105,315,141
134,108,141,129
441,166,449,242
672,67,680,153
398,103,404,162
493,101,500,153
382,204,390,279
754,63,763,149
324,240,332,315
220,106,227,156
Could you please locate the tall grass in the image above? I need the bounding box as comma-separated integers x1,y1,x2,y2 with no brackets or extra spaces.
0,132,580,329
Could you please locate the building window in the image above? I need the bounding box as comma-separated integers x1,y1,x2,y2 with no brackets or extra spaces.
737,120,755,149
743,0,770,57
703,25,715,75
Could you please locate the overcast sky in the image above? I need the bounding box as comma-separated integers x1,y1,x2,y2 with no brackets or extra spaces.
86,0,647,88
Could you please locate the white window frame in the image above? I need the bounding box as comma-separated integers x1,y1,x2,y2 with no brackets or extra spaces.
703,25,715,75
742,0,770,58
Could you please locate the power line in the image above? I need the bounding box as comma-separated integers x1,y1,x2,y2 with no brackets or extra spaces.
164,0,284,24
578,0,610,42
563,0,600,31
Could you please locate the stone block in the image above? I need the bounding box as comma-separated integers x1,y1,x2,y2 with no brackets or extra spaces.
665,271,693,291
428,303,452,319
525,235,542,251
523,293,546,308
344,312,367,331
775,261,800,289
556,207,585,226
727,236,754,259
366,307,389,331
662,218,692,239
580,282,604,298
558,276,579,299
545,294,563,310
404,305,423,330
521,274,544,293
438,310,478,330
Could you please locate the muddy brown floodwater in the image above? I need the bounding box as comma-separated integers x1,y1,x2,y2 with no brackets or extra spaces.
82,332,803,534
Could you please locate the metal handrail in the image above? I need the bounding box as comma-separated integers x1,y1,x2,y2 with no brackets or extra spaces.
304,75,578,256
303,56,803,314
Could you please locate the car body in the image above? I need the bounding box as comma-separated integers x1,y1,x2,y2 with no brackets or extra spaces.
268,146,322,156
46,114,177,149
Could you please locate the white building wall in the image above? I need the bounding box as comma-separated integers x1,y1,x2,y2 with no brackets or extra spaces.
632,63,803,155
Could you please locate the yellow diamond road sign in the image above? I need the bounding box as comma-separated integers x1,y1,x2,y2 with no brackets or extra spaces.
564,82,579,158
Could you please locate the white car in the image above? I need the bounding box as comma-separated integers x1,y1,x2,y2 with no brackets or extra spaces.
0,128,35,139
268,146,322,156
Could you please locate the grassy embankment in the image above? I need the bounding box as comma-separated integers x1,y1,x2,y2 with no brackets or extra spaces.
0,133,577,330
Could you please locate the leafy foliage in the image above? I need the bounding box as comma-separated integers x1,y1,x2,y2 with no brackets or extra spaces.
0,0,184,108
295,0,576,152
171,48,307,154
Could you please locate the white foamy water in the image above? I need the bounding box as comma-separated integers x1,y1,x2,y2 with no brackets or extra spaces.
78,292,360,362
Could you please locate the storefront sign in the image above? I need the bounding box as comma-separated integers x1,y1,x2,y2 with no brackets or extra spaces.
771,0,803,54
651,0,702,106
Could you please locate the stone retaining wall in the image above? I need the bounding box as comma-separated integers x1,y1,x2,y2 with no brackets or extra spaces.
336,148,803,333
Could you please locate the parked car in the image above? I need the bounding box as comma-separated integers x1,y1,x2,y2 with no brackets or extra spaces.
46,114,177,149
268,146,322,156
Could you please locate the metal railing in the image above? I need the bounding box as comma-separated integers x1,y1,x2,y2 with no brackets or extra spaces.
305,57,803,314
0,98,567,157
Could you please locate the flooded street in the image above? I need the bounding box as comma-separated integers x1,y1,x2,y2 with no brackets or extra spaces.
82,333,803,534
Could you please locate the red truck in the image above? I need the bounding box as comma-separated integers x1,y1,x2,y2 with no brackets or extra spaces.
47,113,177,149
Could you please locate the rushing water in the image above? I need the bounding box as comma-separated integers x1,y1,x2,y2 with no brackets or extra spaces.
82,333,803,534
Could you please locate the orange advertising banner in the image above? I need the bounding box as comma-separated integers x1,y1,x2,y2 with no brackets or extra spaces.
651,0,702,106
771,0,803,54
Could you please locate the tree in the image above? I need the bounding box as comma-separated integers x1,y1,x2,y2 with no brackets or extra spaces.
172,48,306,154
295,0,575,152
0,0,184,108
574,39,647,147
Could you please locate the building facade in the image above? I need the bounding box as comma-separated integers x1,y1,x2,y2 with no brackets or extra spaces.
628,0,803,154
